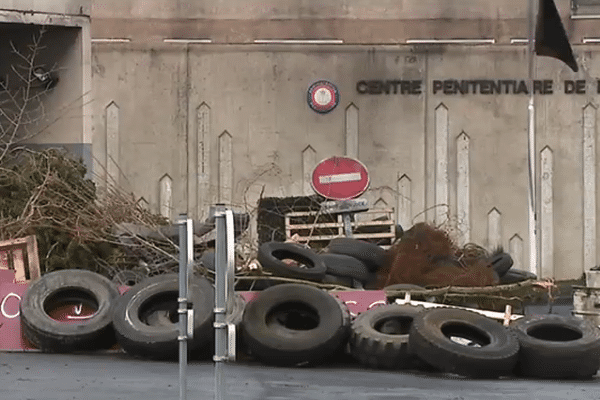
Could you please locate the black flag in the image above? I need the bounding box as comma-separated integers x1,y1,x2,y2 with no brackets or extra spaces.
535,0,578,72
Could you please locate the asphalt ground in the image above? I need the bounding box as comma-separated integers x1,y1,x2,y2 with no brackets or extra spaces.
2,351,599,400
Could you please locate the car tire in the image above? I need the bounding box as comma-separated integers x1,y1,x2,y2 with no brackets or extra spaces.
511,314,600,379
20,270,120,352
258,242,326,281
408,307,520,378
199,249,216,271
349,304,424,369
241,283,350,366
499,269,537,285
321,274,354,287
326,237,387,272
112,274,214,360
490,251,513,278
320,253,376,284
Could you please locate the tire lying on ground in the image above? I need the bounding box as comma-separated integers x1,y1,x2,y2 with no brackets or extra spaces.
112,274,214,360
326,237,387,272
258,242,327,281
320,253,376,285
321,274,354,288
20,270,120,352
241,283,350,366
511,314,600,379
499,269,537,285
489,250,514,278
350,304,424,369
408,307,520,378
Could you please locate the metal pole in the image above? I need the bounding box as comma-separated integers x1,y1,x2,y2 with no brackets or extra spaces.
225,210,235,315
214,205,228,400
178,214,189,400
527,0,539,276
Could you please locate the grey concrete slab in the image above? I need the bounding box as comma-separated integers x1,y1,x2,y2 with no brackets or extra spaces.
1,352,599,400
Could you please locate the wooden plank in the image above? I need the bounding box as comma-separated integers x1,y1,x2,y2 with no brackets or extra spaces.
25,235,41,281
286,209,394,218
294,232,395,242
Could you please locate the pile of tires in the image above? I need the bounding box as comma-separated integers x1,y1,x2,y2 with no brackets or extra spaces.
488,248,539,285
257,238,386,289
19,270,218,360
19,268,600,379
347,304,600,379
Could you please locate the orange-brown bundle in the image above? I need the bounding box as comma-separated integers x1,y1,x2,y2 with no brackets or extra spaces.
378,223,497,288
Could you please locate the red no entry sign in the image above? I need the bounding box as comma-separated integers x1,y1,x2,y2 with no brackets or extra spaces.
311,156,369,200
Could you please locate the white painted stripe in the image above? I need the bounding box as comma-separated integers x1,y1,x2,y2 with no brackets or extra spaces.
302,146,317,196
509,234,524,272
105,102,120,186
572,14,600,19
406,38,495,45
540,147,554,278
319,172,361,184
253,39,344,44
163,38,213,44
397,175,412,229
345,104,359,159
456,132,471,245
582,38,600,43
219,131,233,204
159,174,173,221
583,104,597,272
92,38,131,43
435,104,449,225
510,38,529,44
488,208,502,250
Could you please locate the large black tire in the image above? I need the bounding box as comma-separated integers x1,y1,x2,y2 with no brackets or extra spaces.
490,250,514,278
326,237,387,272
241,283,350,366
499,269,537,285
258,242,326,281
320,253,376,284
321,274,354,287
409,308,520,378
349,304,424,369
112,274,214,360
20,270,120,352
198,249,216,271
511,314,600,379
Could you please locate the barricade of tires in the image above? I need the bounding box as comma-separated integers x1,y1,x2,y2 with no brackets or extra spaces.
257,239,386,289
18,269,600,379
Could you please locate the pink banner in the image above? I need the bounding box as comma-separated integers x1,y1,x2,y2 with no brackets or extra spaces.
1,270,388,352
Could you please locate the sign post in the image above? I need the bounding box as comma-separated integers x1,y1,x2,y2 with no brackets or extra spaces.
311,156,370,237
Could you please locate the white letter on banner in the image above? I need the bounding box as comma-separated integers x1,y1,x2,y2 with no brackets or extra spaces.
1,293,21,319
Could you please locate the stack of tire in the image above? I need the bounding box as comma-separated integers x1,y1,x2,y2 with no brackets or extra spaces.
19,269,600,379
19,270,219,360
348,303,600,379
489,249,539,285
257,238,386,289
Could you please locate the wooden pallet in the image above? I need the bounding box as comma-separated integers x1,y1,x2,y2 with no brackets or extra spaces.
0,235,41,283
284,208,396,246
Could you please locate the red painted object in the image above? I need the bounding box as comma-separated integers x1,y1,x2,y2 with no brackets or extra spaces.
0,270,36,351
1,270,387,352
311,156,370,200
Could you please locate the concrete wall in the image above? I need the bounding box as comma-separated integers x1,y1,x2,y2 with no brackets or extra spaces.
3,0,90,16
3,0,591,280
91,37,599,280
90,0,531,19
